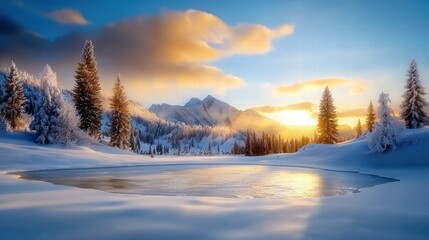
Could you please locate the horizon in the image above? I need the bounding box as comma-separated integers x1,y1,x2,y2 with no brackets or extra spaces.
1,0,429,128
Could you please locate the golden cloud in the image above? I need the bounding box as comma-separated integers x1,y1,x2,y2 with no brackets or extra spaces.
252,102,317,113
0,10,293,101
275,78,368,94
311,108,368,120
91,10,292,98
337,108,367,118
48,9,90,25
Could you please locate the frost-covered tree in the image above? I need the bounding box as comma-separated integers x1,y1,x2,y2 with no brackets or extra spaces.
366,100,376,132
33,65,62,144
367,93,404,152
109,75,131,149
400,59,428,128
317,87,338,144
55,99,84,146
356,119,362,138
32,65,86,145
73,40,103,139
3,61,26,129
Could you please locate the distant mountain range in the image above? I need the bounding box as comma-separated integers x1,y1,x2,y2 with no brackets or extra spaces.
149,95,288,134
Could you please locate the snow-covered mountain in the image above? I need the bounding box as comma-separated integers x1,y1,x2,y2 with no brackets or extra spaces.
149,95,287,134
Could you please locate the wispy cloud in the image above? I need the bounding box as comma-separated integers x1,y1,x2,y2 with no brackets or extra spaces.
48,9,90,25
275,78,368,95
252,102,317,113
337,108,367,118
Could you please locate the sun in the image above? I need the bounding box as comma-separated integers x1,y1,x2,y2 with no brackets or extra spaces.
262,110,317,126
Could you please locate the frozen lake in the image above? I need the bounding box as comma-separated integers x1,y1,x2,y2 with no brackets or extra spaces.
18,164,397,199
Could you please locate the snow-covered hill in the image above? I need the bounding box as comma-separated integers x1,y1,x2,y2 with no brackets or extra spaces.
150,95,287,134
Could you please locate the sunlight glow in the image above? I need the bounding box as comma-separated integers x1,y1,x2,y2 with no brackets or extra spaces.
263,171,322,199
262,110,317,126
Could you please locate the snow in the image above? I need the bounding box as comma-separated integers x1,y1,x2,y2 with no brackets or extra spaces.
0,128,429,239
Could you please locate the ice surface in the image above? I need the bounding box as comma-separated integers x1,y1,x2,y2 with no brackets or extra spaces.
19,164,397,199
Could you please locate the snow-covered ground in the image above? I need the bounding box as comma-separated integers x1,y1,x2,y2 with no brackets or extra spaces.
1,129,429,239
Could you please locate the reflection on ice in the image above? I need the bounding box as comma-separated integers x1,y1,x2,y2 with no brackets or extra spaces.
19,164,397,199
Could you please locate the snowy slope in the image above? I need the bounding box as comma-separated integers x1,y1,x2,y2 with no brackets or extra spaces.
0,128,428,239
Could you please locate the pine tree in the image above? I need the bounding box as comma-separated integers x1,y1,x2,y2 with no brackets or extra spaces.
33,65,62,144
109,75,131,149
244,130,251,156
3,61,26,129
366,100,376,132
73,40,103,139
356,119,362,138
208,142,212,155
400,59,428,128
130,128,141,154
368,93,404,152
317,87,338,144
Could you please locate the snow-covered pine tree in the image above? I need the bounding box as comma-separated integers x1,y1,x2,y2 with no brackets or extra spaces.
109,75,131,149
366,100,376,132
33,65,62,144
356,119,362,138
368,93,404,152
56,99,83,146
3,61,26,130
317,86,338,144
73,40,103,139
400,59,428,128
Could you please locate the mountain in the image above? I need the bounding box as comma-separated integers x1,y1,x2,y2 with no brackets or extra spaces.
149,95,288,134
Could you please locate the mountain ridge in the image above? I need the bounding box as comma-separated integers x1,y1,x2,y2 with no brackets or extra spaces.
149,95,288,134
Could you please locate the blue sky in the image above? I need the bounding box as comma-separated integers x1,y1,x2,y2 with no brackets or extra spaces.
1,0,429,126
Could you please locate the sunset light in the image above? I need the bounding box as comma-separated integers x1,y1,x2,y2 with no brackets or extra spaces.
1,1,429,239
263,110,317,127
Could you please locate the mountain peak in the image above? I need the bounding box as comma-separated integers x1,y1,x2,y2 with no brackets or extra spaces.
184,97,202,107
203,95,216,102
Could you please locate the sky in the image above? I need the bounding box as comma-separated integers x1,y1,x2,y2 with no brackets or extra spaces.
1,0,429,127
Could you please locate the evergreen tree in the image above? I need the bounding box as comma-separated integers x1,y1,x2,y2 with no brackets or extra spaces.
208,142,212,155
356,119,362,138
317,87,338,144
368,93,404,152
400,59,428,128
130,128,141,154
3,61,26,129
73,40,103,139
244,130,251,156
366,100,376,132
33,65,62,144
109,75,131,149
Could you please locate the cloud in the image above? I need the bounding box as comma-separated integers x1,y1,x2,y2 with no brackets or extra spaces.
252,102,317,113
227,24,294,55
0,10,293,101
48,9,90,25
337,108,367,118
310,108,368,120
275,78,368,94
0,15,23,35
